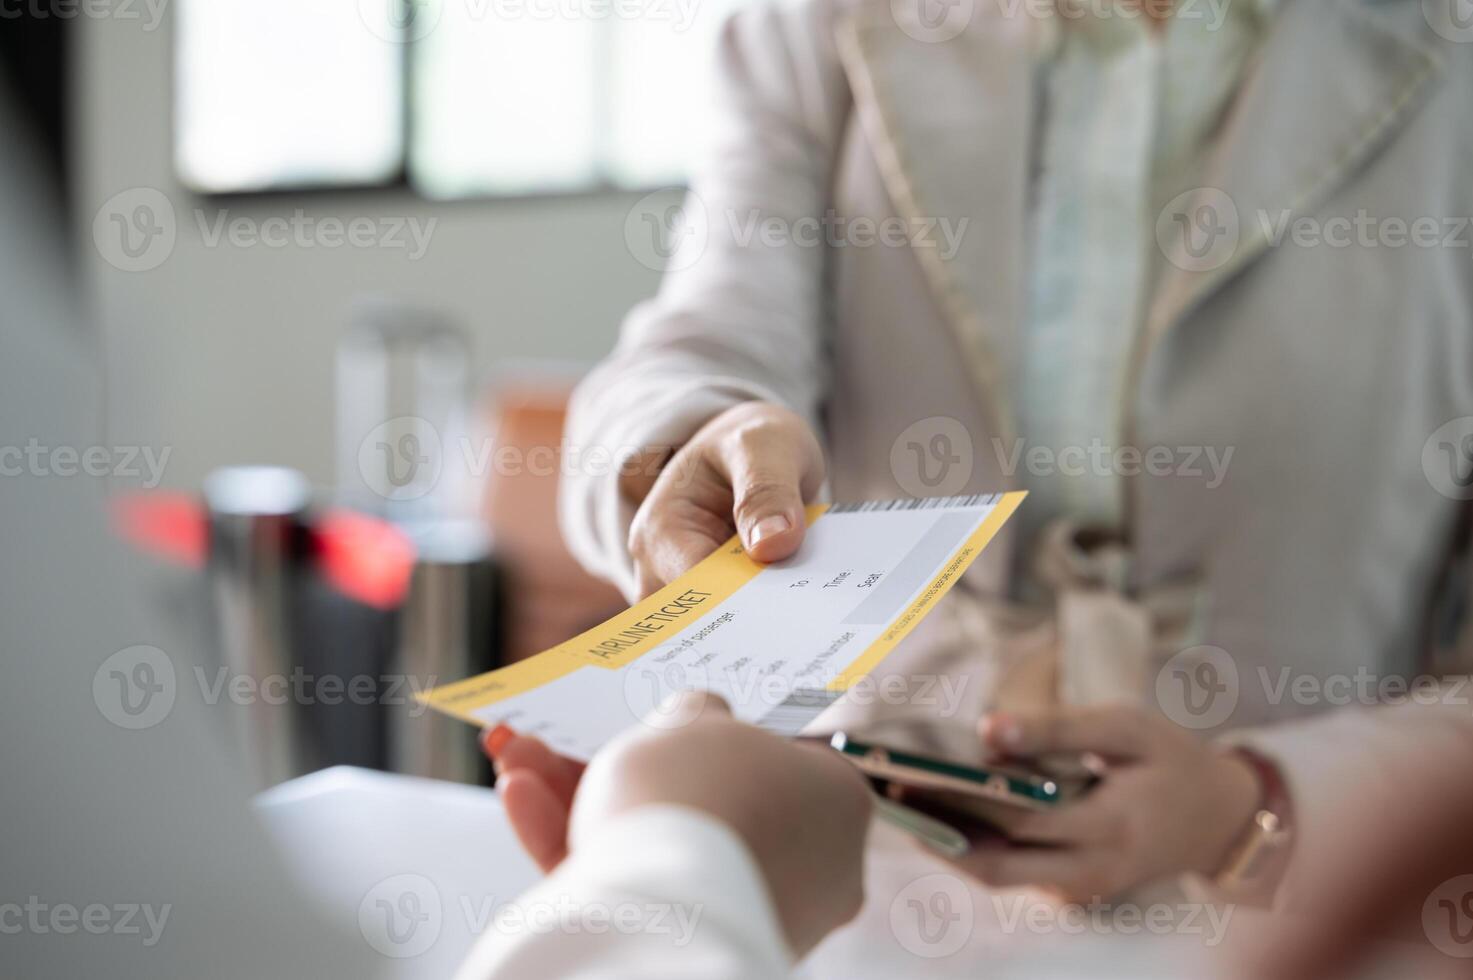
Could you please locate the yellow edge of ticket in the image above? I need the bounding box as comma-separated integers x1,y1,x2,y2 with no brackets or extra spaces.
418,492,1025,734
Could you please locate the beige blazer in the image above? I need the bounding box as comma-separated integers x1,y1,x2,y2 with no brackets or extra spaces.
561,0,1473,850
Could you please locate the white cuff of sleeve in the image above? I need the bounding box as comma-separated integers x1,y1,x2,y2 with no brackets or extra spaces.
455,804,794,980
564,803,794,966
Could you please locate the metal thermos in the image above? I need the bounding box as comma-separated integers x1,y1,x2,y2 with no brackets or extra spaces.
389,519,498,784
202,465,315,788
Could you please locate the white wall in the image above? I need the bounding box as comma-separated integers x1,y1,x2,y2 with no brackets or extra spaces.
75,11,662,492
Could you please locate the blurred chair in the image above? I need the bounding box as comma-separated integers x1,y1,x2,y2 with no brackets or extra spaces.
480,379,625,665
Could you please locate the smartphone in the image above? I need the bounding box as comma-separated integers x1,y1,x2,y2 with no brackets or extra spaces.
827,731,1096,822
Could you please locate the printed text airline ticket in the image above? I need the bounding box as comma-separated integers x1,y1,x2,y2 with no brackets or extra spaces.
419,492,1025,761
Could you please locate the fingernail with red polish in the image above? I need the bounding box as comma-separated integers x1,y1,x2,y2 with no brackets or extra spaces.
483,723,515,758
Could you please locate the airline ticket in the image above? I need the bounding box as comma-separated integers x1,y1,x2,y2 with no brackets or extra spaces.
419,492,1025,761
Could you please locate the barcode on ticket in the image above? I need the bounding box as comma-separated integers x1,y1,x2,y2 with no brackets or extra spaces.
826,494,1000,514
755,688,847,737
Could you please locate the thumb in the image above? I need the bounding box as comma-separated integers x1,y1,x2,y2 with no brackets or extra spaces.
723,433,818,565
651,689,733,729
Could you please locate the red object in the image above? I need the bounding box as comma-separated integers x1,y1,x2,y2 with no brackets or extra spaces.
110,493,417,610
313,508,416,610
111,492,208,568
483,723,516,757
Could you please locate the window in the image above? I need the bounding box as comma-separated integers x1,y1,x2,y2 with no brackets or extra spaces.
175,0,405,193
174,0,741,197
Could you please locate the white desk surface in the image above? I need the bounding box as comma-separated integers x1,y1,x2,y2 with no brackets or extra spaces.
255,766,540,978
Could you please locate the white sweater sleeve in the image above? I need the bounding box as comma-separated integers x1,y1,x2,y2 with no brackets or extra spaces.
454,805,793,980
558,0,850,599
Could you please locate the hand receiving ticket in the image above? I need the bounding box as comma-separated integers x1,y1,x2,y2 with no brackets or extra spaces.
419,492,1025,761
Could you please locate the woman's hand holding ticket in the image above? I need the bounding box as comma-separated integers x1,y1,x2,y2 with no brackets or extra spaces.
622,403,824,597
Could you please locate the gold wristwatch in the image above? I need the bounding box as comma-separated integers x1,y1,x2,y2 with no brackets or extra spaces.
1215,747,1294,903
